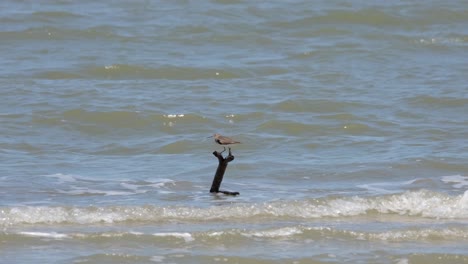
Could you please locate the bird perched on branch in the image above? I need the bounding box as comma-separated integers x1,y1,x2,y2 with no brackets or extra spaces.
208,133,240,153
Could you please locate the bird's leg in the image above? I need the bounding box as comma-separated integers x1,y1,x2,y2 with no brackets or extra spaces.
220,146,226,154
228,147,232,156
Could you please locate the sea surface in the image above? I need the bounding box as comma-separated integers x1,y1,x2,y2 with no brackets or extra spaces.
1,1,467,263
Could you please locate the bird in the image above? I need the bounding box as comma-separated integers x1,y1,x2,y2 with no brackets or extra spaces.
208,133,240,153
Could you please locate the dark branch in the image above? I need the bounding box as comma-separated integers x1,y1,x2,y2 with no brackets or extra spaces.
210,149,239,196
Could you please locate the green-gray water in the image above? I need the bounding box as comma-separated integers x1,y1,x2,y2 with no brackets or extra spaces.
1,1,467,263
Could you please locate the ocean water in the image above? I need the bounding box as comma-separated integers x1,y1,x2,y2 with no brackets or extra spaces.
1,0,467,263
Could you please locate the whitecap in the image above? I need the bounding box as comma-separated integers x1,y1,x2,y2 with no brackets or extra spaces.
1,190,466,227
245,227,303,238
441,175,468,189
164,114,184,118
19,231,69,239
44,173,77,183
152,232,194,242
150,256,166,263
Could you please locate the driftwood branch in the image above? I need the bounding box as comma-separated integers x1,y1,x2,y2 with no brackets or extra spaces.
210,148,239,196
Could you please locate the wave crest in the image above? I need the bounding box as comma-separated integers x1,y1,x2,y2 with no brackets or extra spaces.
1,190,466,226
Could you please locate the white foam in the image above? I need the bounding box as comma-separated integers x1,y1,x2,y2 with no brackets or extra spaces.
148,179,174,188
44,173,77,183
104,64,119,70
2,206,132,224
19,231,69,239
119,183,148,194
245,227,303,238
58,187,134,196
441,175,468,188
165,114,184,118
1,190,466,226
358,183,395,194
358,178,424,194
152,232,194,242
150,256,166,263
294,226,468,242
368,228,468,241
13,225,468,245
120,179,175,192
328,190,468,219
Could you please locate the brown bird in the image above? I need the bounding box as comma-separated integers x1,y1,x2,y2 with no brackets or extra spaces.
208,133,241,152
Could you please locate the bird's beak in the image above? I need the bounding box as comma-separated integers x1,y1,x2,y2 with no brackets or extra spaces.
207,135,213,138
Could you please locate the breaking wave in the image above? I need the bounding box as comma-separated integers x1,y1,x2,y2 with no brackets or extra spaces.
1,190,466,226
3,225,467,244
